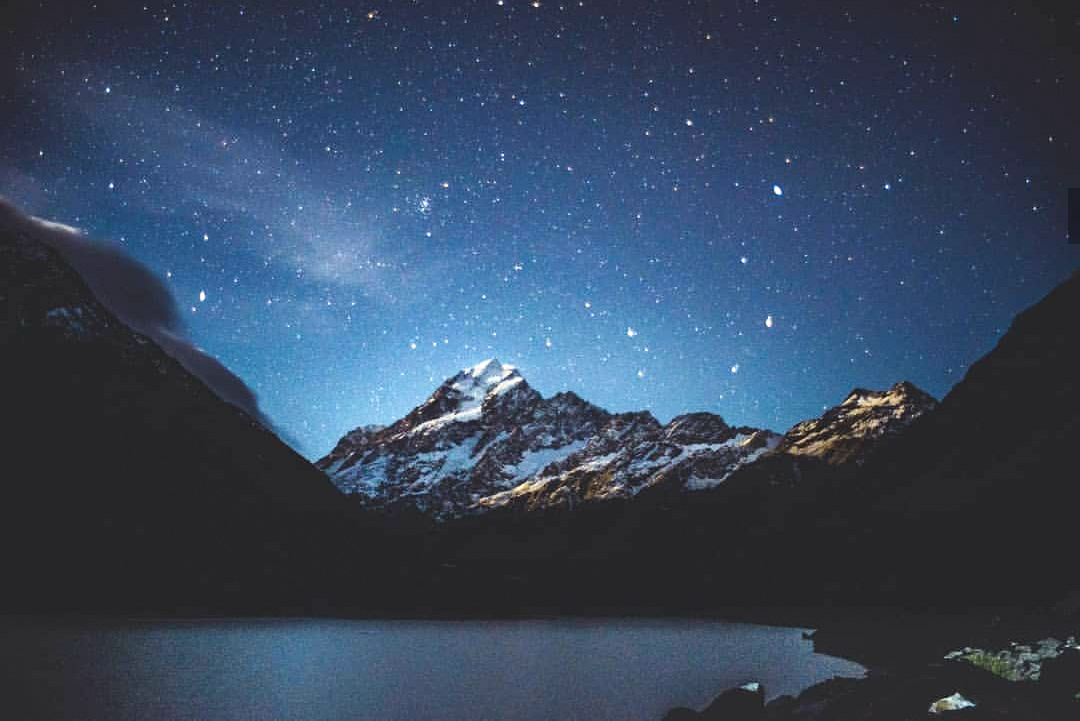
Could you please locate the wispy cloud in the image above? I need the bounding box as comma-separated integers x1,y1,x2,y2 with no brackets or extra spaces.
1,195,282,434
28,71,431,301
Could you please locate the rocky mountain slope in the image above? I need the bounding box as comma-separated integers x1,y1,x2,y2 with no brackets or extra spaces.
848,266,1080,606
775,381,937,466
0,202,389,615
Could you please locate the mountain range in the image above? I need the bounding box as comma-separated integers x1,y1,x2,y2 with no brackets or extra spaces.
3,198,1078,616
318,361,936,521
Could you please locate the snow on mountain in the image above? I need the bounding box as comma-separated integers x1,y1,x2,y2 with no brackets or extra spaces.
477,421,782,511
775,381,937,465
317,359,780,519
411,358,523,433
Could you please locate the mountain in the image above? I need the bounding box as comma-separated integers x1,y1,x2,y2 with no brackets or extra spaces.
318,358,783,519
319,357,941,523
0,203,386,615
775,381,937,466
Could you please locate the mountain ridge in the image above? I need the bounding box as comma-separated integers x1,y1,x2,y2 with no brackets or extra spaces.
319,357,937,520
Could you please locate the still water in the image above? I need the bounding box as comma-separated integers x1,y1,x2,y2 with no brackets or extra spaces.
1,617,863,720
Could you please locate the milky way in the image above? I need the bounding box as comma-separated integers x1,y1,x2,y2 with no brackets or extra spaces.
2,1,1077,458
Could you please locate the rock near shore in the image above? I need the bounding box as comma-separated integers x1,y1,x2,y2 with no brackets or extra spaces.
662,682,765,721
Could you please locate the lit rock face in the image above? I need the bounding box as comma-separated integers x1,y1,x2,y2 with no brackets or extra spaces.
775,381,937,465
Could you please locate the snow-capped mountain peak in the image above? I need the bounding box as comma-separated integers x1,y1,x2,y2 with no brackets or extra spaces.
318,359,780,519
452,357,521,402
409,358,526,434
463,357,515,382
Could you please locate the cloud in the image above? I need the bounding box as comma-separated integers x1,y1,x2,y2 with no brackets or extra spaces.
0,196,280,434
30,77,394,290
15,69,468,310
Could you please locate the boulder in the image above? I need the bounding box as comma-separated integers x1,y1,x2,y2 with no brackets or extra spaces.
701,682,765,721
662,682,765,721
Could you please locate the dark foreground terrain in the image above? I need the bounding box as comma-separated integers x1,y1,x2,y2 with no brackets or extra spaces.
665,610,1079,720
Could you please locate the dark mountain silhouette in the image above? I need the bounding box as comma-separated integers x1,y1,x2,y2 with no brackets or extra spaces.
850,268,1080,607
0,204,419,615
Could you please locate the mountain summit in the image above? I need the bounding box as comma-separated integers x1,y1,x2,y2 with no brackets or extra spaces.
319,357,944,521
399,358,528,434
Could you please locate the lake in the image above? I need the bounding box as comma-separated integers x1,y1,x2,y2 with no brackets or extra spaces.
1,617,863,720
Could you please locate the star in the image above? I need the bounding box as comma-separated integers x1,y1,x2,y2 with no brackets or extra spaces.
1,0,1074,459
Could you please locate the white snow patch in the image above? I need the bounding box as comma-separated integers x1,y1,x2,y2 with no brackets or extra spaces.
505,440,589,482
463,357,516,384
408,434,483,483
684,476,718,491
412,404,484,434
321,458,346,475
490,375,524,397
334,454,392,494
577,452,621,473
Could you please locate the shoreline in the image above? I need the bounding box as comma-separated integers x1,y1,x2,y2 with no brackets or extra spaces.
665,606,1079,720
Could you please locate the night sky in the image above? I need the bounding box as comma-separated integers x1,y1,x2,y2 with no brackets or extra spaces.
2,1,1077,459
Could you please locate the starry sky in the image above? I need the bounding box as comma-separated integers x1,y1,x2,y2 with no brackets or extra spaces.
2,0,1078,459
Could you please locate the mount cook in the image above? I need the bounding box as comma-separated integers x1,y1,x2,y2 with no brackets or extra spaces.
318,358,937,519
